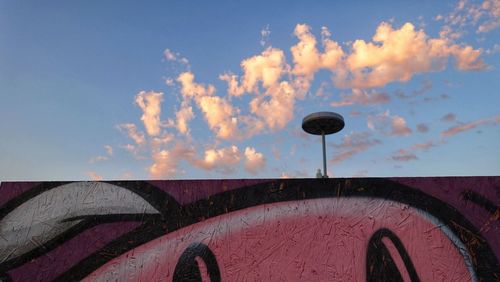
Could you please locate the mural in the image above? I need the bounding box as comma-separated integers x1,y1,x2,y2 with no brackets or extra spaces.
0,177,498,281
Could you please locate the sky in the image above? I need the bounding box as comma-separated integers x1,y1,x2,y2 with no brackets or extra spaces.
0,0,499,181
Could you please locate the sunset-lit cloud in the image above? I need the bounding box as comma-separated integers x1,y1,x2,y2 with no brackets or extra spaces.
220,47,287,96
249,81,295,131
441,115,500,138
417,123,430,133
290,24,344,95
135,91,163,136
178,72,240,139
390,150,418,161
149,142,196,179
86,171,103,181
164,48,190,66
194,145,241,174
331,89,389,107
436,0,500,34
117,123,146,145
367,111,412,136
389,140,437,162
88,145,113,164
441,113,457,122
244,147,266,174
330,131,382,165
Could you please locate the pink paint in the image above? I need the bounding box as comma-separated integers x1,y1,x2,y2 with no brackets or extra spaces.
86,198,473,281
0,182,40,207
148,179,269,204
8,221,142,282
392,176,500,255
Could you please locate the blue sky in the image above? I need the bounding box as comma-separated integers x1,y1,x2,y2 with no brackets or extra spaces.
1,0,499,180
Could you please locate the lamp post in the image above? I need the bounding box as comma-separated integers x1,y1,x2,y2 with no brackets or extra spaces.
302,112,345,178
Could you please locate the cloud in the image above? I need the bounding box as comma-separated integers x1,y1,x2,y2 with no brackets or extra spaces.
436,0,499,34
395,79,433,100
287,22,485,91
340,22,485,87
417,123,429,133
104,145,113,156
88,145,114,164
389,140,437,162
135,91,163,136
244,147,266,174
86,171,103,181
367,111,412,136
193,145,241,174
249,81,295,131
149,142,196,179
117,123,146,145
164,48,190,66
178,72,240,140
220,47,287,96
390,150,418,161
88,156,108,164
441,115,500,138
174,102,194,135
441,113,457,122
290,24,344,95
260,25,271,46
330,131,381,165
331,88,389,107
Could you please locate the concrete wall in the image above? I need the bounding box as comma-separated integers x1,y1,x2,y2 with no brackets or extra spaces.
0,177,498,281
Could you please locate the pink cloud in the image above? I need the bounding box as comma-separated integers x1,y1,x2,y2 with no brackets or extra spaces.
86,171,103,181
117,123,146,145
193,146,242,174
441,113,457,122
441,115,500,138
390,150,418,161
417,123,429,133
367,111,412,136
244,147,266,175
135,91,163,136
389,140,437,162
331,89,389,107
330,132,381,165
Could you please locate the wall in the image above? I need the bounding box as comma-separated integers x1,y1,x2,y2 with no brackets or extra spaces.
0,177,498,281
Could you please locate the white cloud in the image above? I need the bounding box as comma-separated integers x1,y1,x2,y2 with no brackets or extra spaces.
244,147,266,174
135,91,163,136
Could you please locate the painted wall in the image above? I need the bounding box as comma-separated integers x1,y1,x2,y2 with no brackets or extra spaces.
0,177,498,281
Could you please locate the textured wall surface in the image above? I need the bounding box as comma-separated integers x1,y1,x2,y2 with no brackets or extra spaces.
0,177,498,281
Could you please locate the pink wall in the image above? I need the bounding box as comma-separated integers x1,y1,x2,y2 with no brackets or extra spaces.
0,177,498,281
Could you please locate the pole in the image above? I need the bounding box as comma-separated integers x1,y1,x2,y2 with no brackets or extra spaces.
322,131,327,178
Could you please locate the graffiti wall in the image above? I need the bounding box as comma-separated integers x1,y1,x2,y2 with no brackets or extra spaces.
0,177,498,281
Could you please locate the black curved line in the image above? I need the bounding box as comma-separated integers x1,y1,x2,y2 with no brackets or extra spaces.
173,243,221,282
366,228,420,282
462,190,499,216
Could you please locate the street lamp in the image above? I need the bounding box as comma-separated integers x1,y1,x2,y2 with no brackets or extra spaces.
302,112,345,178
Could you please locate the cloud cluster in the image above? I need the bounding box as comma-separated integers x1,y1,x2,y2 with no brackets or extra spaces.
436,0,500,34
367,111,412,136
